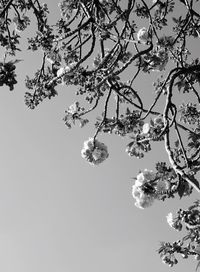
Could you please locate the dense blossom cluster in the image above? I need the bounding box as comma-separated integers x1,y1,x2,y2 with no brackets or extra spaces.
132,168,173,209
81,138,109,166
132,169,156,209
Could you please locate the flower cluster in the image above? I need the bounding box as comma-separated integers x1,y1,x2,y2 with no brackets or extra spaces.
142,116,164,139
81,138,109,166
137,27,150,44
63,102,89,129
132,169,156,209
132,167,175,208
166,212,182,231
159,202,200,267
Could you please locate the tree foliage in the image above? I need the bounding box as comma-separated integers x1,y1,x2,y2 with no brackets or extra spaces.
1,0,200,269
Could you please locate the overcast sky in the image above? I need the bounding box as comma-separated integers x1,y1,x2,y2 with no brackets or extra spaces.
0,1,200,272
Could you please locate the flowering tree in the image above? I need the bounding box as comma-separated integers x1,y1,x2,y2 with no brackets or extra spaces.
1,0,200,269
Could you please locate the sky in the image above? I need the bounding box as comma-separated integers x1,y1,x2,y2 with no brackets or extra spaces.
0,1,200,272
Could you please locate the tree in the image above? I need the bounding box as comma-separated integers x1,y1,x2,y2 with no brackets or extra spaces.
1,0,200,269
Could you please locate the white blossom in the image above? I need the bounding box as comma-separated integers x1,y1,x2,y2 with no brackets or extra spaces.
137,27,150,44
81,138,109,166
132,184,142,199
134,169,155,187
57,66,71,77
142,123,150,134
68,102,79,114
46,57,54,64
166,212,176,229
132,172,155,209
135,192,154,209
135,172,145,186
143,169,156,181
57,67,65,77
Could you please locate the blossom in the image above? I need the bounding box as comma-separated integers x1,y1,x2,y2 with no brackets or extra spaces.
166,212,175,228
56,66,71,85
81,138,109,165
132,184,142,198
68,102,79,114
57,66,70,77
137,27,150,44
135,172,145,186
46,57,54,65
135,192,154,209
166,212,182,231
143,169,156,181
132,169,156,209
156,180,170,194
134,169,155,187
57,62,77,80
142,123,150,134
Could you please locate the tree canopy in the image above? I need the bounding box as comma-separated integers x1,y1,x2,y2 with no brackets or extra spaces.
1,0,200,269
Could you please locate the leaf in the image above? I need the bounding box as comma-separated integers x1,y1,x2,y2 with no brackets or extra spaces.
174,140,179,147
177,181,186,199
150,119,154,127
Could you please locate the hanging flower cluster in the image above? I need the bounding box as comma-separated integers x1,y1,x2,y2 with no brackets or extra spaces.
132,169,156,209
81,138,109,166
132,167,175,209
